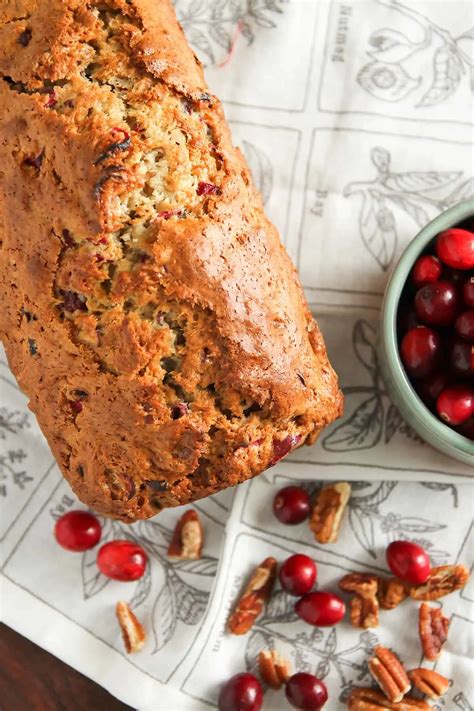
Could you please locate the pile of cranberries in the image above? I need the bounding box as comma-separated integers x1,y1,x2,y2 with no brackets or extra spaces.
398,226,474,437
272,487,346,629
218,671,329,711
54,510,148,581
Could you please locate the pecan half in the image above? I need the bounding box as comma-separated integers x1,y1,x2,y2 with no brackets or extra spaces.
368,646,411,703
348,687,431,710
340,573,379,628
115,601,146,654
258,649,291,689
408,668,450,700
167,509,203,559
377,577,410,610
310,482,351,543
410,564,469,600
418,602,450,660
228,557,277,635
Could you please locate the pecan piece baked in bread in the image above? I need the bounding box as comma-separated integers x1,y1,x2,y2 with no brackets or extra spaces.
0,0,342,521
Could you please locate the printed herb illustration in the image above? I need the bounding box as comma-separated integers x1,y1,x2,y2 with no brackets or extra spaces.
346,481,449,563
0,407,29,440
421,482,459,508
430,689,474,711
322,319,421,451
0,448,32,498
451,693,474,711
357,0,473,108
0,408,31,498
81,516,217,653
174,0,287,66
241,140,273,204
343,147,473,271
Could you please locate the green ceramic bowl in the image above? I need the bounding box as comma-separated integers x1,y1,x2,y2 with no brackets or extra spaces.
380,199,474,466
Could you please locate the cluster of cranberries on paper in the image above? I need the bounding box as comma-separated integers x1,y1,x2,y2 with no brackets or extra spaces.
55,510,148,582
398,226,474,437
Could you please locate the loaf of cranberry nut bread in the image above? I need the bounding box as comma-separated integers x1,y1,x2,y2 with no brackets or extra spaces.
0,0,342,521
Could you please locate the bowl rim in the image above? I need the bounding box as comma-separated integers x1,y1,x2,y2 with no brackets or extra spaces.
381,198,474,459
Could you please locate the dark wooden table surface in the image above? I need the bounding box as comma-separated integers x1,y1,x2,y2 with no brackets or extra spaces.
0,623,133,711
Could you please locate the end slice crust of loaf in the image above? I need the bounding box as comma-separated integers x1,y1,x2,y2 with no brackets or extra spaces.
0,0,343,521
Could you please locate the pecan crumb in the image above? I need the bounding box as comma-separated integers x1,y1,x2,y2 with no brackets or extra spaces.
115,601,145,654
408,668,450,700
418,602,450,661
377,577,410,610
368,646,411,704
258,649,291,689
340,573,379,628
167,509,203,560
228,557,277,635
347,687,431,709
310,481,351,543
410,564,470,601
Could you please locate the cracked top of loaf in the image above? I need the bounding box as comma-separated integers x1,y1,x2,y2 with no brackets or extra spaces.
0,0,343,521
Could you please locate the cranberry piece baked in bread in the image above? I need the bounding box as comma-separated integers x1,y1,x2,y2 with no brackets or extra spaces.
0,0,342,521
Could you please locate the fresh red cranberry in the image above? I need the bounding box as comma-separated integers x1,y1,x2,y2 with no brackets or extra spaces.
285,673,328,710
416,371,447,405
436,228,474,270
295,591,345,627
450,339,474,376
414,281,458,326
437,385,474,426
54,511,101,552
273,486,310,525
97,540,147,581
218,673,263,711
279,554,317,596
463,277,474,307
455,310,474,341
411,255,441,287
386,540,431,585
400,327,440,378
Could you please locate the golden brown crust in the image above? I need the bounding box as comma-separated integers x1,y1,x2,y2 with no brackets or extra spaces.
0,0,342,521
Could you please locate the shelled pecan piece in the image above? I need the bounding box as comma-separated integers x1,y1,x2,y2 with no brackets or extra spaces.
310,482,351,543
228,557,277,635
258,649,291,689
368,646,411,703
377,577,410,610
347,687,430,710
418,602,450,660
115,601,146,654
167,509,203,559
408,668,450,699
340,573,379,628
410,564,469,600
